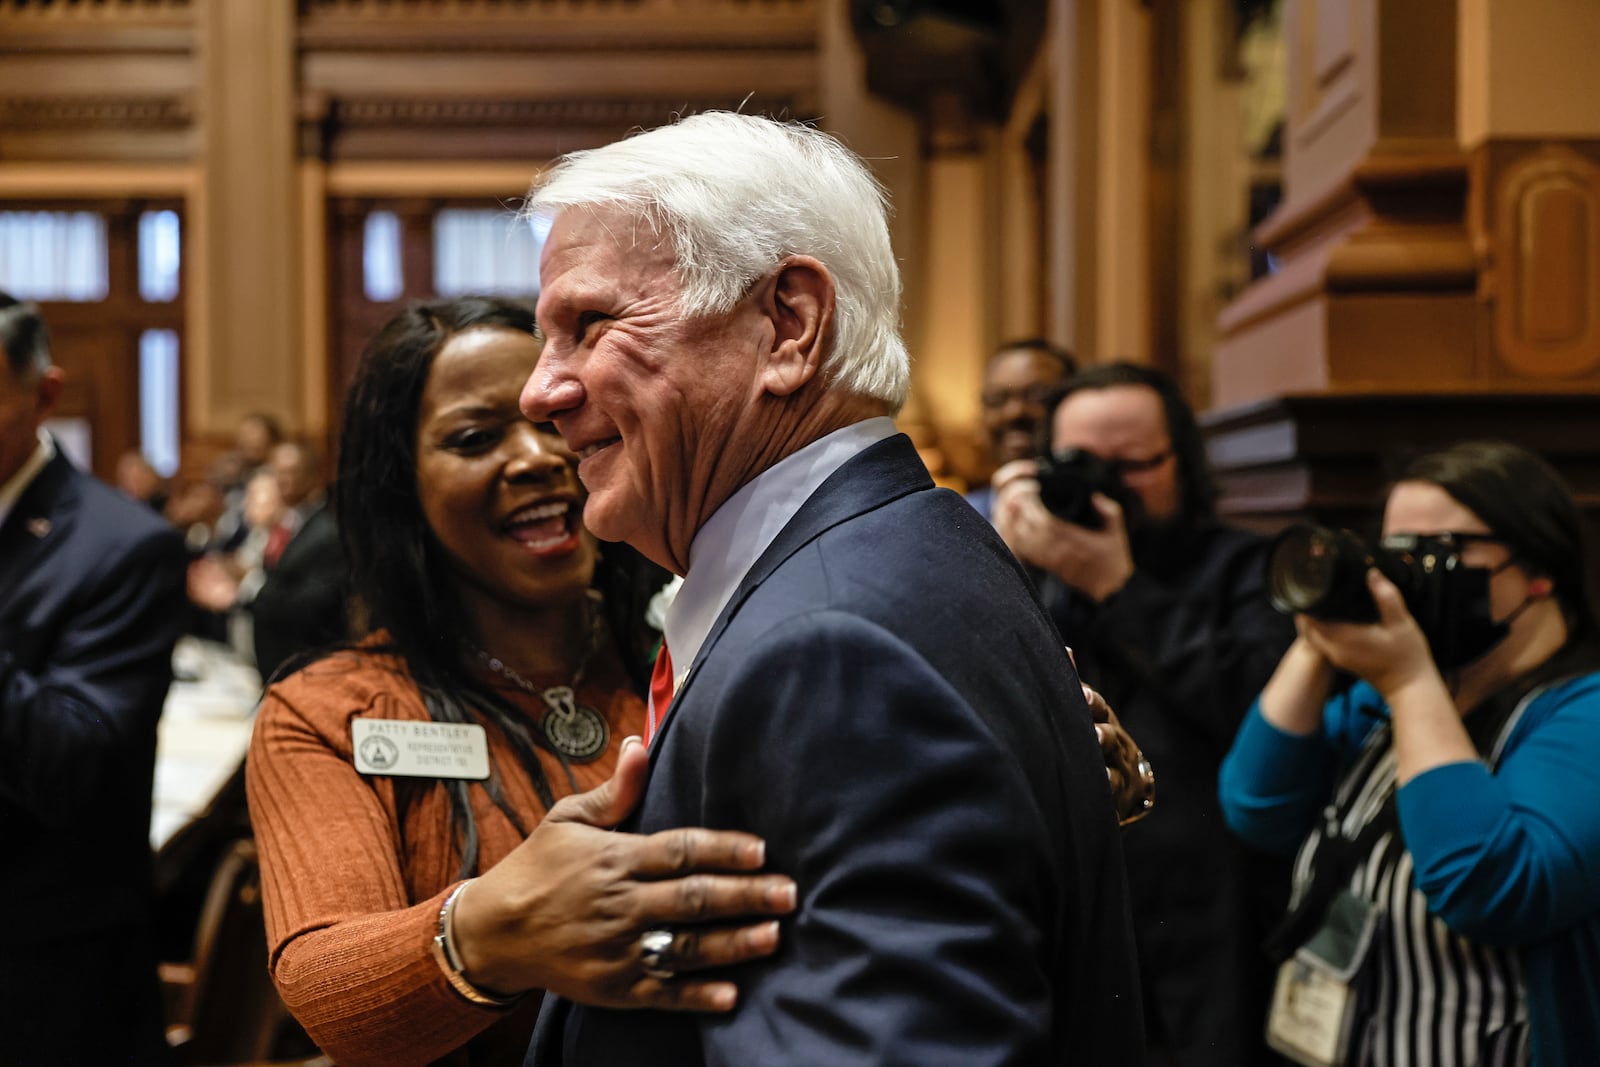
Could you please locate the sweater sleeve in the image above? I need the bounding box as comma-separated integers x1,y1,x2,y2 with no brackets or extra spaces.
1218,682,1384,854
1398,674,1600,945
1218,700,1337,855
246,683,515,1067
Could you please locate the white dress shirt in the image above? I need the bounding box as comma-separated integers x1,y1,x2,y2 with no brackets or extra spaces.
662,416,897,683
0,430,55,532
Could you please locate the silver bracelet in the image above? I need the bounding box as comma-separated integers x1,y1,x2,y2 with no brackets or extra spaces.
430,879,521,1008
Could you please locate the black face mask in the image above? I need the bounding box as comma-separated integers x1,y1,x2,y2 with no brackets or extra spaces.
1378,535,1524,672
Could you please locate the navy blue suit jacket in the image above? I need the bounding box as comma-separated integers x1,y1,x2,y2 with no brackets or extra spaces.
0,449,187,939
529,433,1144,1066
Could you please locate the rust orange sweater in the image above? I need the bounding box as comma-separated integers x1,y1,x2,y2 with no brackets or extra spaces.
246,639,645,1067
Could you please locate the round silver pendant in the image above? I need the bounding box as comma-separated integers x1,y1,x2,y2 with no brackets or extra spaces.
539,685,609,763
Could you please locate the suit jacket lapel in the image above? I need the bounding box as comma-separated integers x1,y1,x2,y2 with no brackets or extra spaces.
0,453,77,611
650,433,933,753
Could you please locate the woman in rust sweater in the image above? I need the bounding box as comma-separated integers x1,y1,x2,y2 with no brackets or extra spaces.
246,297,796,1067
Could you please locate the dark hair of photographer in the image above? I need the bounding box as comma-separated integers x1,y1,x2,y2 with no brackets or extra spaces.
1052,361,1218,522
1398,439,1597,645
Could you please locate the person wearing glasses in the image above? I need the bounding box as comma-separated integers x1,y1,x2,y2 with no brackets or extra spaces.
1220,440,1600,1066
993,361,1296,1067
964,338,1076,522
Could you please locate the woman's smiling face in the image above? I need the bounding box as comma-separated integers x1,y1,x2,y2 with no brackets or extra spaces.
414,325,595,618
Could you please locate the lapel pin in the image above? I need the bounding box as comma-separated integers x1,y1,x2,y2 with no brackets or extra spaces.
25,518,51,538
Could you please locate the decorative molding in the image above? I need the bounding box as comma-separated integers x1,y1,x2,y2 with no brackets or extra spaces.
1488,144,1600,379
297,0,818,51
0,0,191,18
327,94,801,130
300,0,808,11
305,92,809,160
0,161,196,197
0,94,192,131
1290,0,1361,146
0,0,193,47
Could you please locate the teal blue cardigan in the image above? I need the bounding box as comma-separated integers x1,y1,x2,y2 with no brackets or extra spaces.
1219,672,1600,1066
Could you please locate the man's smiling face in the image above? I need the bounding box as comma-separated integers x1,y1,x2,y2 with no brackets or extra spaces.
522,207,771,573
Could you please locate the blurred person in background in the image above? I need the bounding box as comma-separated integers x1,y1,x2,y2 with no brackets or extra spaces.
994,360,1295,1067
1221,440,1600,1066
116,446,171,513
0,291,188,1065
247,297,798,1067
189,439,347,678
206,411,286,553
964,337,1075,522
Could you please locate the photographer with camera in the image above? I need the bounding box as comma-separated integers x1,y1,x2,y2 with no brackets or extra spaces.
993,361,1295,1067
1220,441,1600,1066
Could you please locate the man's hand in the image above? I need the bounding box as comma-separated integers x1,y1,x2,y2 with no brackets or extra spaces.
451,736,798,1012
186,555,241,612
992,460,1135,603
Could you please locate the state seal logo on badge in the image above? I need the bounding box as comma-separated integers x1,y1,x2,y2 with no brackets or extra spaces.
359,733,400,770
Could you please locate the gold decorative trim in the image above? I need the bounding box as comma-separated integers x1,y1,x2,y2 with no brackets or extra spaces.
327,95,801,129
299,0,810,14
297,0,818,51
0,0,192,17
0,94,192,130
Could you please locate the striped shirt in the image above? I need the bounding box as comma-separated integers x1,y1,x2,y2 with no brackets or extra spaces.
1288,723,1529,1066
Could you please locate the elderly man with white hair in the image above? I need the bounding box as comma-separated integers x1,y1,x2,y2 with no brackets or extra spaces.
508,112,1144,1067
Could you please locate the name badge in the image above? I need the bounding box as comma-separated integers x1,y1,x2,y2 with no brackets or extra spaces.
1266,957,1354,1067
352,718,490,780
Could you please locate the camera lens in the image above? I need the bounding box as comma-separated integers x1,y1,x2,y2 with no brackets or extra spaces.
1268,525,1338,614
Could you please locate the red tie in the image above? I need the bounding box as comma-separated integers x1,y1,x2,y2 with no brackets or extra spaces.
263,520,293,568
646,642,674,745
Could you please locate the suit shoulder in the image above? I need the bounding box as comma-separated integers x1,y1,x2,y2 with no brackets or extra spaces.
72,470,185,556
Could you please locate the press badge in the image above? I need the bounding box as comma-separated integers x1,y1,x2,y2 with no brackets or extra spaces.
352,718,490,780
1266,956,1353,1067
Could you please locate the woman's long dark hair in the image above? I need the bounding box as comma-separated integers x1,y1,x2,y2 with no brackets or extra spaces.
1399,440,1599,646
336,295,666,877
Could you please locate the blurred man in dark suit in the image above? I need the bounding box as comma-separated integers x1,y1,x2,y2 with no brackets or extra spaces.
0,292,187,1065
189,438,347,680
248,440,346,678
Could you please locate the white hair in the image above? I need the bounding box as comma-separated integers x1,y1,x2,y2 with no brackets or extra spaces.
525,112,909,411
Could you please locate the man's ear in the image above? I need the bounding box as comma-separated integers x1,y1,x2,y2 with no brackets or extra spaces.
758,256,834,398
34,366,64,420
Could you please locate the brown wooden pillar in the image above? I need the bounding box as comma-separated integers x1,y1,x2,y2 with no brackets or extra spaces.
1205,0,1600,595
193,0,302,441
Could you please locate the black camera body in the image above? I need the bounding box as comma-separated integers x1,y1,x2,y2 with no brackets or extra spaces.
1034,448,1127,529
1266,524,1499,666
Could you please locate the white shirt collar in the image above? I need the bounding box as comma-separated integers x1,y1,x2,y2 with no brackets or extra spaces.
0,429,55,531
663,417,897,677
